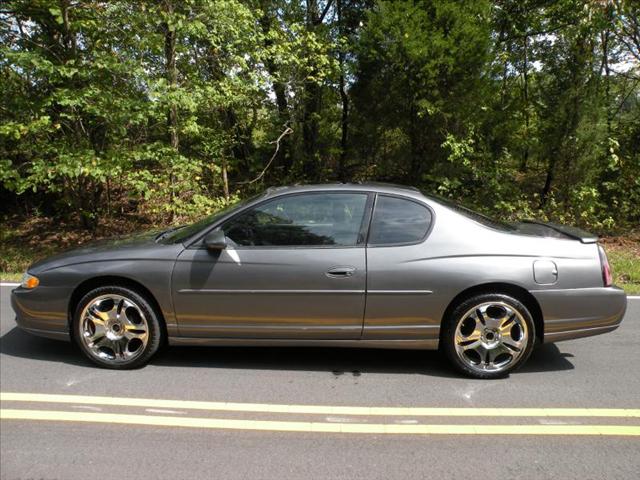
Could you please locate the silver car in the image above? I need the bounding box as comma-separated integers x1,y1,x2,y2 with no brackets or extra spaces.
11,183,627,378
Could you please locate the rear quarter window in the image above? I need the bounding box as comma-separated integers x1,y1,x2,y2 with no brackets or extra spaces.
368,195,432,246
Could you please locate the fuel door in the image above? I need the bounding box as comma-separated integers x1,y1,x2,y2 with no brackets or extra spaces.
533,260,558,285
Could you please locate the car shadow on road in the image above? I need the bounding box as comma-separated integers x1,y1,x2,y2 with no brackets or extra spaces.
152,342,574,378
0,326,574,377
0,327,89,367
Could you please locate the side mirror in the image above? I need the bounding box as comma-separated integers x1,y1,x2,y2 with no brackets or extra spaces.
204,229,227,250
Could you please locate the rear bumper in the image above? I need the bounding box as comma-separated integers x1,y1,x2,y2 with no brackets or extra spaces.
11,286,71,342
532,286,627,342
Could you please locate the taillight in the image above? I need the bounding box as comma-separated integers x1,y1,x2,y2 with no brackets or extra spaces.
598,245,613,287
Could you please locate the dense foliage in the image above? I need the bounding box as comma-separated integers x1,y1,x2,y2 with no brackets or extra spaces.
1,0,639,232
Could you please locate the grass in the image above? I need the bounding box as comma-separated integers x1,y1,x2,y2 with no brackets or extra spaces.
0,229,56,282
0,215,150,283
0,271,22,282
607,250,640,295
1,217,639,294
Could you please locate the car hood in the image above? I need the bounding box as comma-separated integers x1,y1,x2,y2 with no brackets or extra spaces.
28,228,167,274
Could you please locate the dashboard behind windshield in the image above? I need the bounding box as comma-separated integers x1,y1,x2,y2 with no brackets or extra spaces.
158,193,264,244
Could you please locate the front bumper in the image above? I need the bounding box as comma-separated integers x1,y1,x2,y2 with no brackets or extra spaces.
11,286,71,341
532,286,627,342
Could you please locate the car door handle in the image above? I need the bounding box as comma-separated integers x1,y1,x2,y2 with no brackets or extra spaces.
326,266,356,278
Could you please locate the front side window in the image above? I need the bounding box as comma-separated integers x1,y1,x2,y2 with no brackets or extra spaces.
368,195,432,246
223,193,368,247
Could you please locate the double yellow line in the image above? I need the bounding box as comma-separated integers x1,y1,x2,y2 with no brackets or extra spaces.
2,392,639,436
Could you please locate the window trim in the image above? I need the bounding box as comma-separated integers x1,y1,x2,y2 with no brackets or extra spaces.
366,193,435,248
187,190,375,250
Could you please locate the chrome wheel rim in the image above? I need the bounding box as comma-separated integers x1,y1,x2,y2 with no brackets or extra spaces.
79,294,149,363
454,301,528,374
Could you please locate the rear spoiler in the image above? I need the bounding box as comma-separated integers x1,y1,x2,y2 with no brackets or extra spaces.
521,220,598,244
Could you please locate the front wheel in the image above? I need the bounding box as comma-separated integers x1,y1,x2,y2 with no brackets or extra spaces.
73,286,163,369
442,293,536,379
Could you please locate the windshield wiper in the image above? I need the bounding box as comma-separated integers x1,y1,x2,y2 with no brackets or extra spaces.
155,225,185,241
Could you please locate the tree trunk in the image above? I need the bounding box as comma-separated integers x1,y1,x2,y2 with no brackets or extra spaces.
222,160,230,201
520,34,530,172
163,4,179,151
339,73,349,181
301,0,329,181
302,78,321,181
540,33,589,208
259,5,292,173
273,82,292,173
602,24,613,143
337,0,349,182
408,101,421,181
162,1,178,220
540,155,557,207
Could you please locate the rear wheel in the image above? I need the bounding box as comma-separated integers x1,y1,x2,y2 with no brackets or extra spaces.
73,286,162,369
442,293,535,379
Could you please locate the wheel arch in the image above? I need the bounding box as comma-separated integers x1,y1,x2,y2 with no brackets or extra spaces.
68,276,168,342
441,282,544,342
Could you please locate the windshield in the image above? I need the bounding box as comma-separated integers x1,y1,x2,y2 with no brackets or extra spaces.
159,193,264,244
422,192,516,231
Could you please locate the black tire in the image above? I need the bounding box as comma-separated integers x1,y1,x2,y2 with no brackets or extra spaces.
73,286,163,369
441,293,536,379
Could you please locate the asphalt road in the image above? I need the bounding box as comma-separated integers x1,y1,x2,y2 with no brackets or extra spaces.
1,284,638,479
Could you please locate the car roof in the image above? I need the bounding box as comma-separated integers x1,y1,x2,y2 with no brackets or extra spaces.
262,182,424,198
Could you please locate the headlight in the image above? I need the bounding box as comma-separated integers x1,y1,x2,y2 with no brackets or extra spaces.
20,273,40,289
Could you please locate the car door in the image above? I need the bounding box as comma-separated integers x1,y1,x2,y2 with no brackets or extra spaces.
172,191,371,339
363,194,439,342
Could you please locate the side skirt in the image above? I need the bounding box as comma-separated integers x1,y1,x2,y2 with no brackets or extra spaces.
167,337,439,350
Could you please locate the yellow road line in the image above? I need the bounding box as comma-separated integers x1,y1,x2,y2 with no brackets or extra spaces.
2,409,639,435
1,392,639,418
